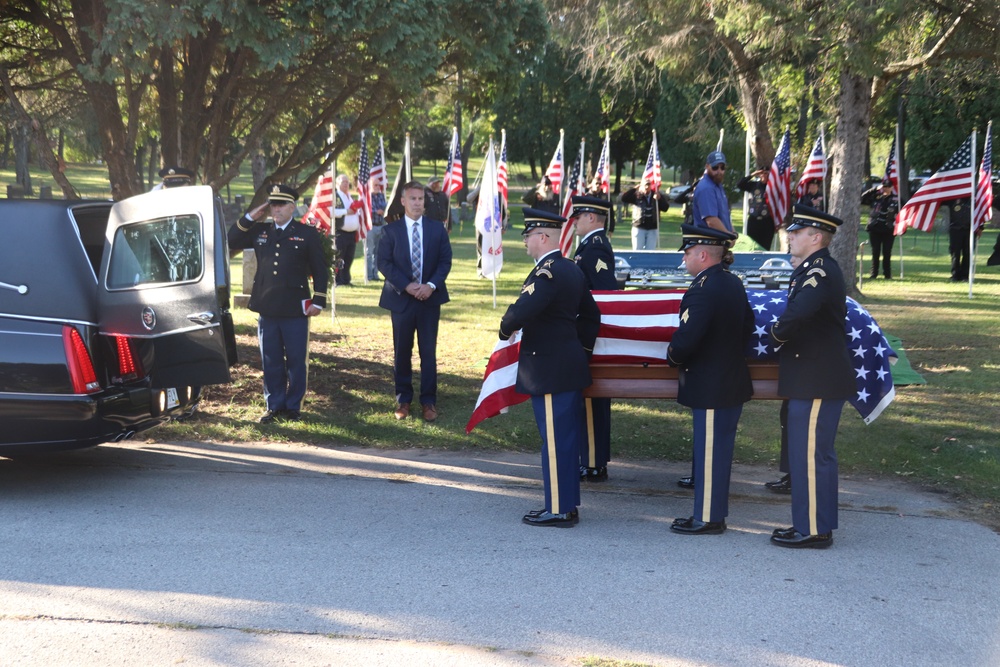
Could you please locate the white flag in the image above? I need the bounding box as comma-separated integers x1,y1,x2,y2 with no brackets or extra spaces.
476,142,504,279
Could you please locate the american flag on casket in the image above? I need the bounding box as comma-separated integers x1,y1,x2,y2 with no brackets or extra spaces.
466,290,897,433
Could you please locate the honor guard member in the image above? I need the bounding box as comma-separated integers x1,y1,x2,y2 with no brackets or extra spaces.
667,225,754,535
500,208,602,527
228,184,329,423
569,195,618,482
153,165,195,190
769,204,854,549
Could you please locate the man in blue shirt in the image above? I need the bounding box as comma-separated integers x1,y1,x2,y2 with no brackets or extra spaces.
692,151,733,233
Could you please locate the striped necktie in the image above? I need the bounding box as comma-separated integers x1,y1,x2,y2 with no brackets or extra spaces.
411,221,422,282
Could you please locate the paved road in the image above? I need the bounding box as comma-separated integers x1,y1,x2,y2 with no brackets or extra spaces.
1,440,998,666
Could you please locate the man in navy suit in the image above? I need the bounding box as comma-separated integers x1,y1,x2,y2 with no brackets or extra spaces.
500,208,602,527
377,181,452,422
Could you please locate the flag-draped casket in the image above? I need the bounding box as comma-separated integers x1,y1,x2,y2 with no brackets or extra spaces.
466,290,896,433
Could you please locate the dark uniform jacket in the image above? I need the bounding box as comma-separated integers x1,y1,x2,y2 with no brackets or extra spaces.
862,188,899,232
500,251,601,396
620,187,666,230
770,247,854,399
573,230,618,290
227,217,329,317
666,263,754,409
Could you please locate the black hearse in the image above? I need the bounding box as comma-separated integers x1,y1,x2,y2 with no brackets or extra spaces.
0,186,236,455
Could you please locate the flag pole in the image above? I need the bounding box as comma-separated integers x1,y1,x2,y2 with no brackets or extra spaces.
489,135,498,309
896,121,905,280
968,127,977,299
743,130,751,237
360,130,369,286
717,129,725,152
329,123,337,320
820,125,828,212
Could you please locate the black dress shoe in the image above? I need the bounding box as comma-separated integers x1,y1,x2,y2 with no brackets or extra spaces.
771,526,797,539
677,476,694,489
770,530,833,549
670,517,726,535
580,466,608,482
525,507,579,519
764,473,792,494
259,410,280,424
284,410,301,421
522,509,579,527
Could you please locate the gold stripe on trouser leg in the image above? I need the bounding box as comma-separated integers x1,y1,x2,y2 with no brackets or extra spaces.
545,394,560,514
808,399,822,535
585,398,596,467
701,409,715,522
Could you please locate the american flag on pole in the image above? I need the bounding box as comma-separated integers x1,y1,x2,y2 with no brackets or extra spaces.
497,129,509,208
594,131,610,195
303,172,335,235
559,140,586,257
642,131,662,192
442,127,463,197
795,132,827,200
883,135,901,197
356,132,372,241
766,128,792,226
545,132,565,194
466,290,896,433
895,134,974,235
974,122,993,235
369,136,387,190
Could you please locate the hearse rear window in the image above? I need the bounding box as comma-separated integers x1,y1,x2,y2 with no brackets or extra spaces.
107,215,203,289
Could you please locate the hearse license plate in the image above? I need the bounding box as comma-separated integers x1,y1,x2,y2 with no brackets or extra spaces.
166,387,180,408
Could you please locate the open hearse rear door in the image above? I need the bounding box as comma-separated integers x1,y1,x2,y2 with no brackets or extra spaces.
98,185,235,389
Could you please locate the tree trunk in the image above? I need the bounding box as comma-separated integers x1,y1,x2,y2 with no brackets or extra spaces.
828,69,873,294
14,122,32,195
720,36,775,169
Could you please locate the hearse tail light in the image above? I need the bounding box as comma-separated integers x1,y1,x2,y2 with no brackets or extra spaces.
62,326,101,394
112,335,143,381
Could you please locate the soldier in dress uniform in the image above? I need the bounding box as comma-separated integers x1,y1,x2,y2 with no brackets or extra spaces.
667,225,754,535
769,204,854,549
569,195,618,482
500,208,602,527
227,184,330,424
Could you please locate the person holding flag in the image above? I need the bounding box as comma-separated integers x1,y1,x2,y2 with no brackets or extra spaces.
620,179,667,249
333,174,362,286
522,175,560,213
569,195,619,482
499,208,601,527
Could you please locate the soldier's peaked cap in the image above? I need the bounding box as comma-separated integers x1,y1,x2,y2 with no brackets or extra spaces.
521,207,566,235
678,223,737,251
787,203,842,234
570,195,612,217
158,165,194,180
267,184,299,204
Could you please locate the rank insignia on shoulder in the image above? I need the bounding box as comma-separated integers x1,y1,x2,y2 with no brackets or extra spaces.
534,268,553,279
680,308,690,323
802,276,819,288
522,283,536,295
596,259,608,272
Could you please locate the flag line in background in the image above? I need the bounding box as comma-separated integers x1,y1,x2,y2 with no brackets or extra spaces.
559,138,586,257
442,126,463,198
895,134,974,235
466,290,896,433
642,130,662,192
545,129,565,194
974,121,993,234
795,131,827,201
766,128,791,227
